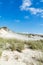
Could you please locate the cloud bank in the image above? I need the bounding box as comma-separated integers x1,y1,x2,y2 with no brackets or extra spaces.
20,0,43,18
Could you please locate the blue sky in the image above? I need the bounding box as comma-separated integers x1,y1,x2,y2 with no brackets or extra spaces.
0,0,43,34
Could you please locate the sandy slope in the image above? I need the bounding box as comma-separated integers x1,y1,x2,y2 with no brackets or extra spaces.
0,28,43,41
0,49,43,65
0,29,29,41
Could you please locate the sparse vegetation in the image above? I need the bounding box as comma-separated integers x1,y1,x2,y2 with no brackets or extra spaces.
16,43,24,52
0,38,43,65
0,50,2,58
0,38,43,52
26,40,43,51
0,38,25,52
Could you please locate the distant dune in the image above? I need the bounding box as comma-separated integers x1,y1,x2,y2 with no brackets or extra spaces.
0,27,43,41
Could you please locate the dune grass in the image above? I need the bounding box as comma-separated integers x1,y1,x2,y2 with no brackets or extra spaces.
0,38,25,52
0,38,43,52
0,38,43,65
26,40,43,51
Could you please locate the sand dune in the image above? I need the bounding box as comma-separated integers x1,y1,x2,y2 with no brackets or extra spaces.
0,27,43,41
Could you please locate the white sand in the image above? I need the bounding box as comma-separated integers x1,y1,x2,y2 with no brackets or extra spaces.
0,49,43,65
0,29,43,41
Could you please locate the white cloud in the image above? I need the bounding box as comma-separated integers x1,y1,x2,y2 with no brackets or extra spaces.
40,0,43,2
27,8,43,15
40,24,43,26
41,15,43,18
40,13,43,18
20,0,43,17
14,20,20,22
24,16,29,19
20,0,32,10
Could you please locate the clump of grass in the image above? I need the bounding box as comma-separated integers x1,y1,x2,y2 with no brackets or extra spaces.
0,50,2,58
37,62,43,65
16,43,24,52
26,40,43,51
0,38,25,52
0,38,43,51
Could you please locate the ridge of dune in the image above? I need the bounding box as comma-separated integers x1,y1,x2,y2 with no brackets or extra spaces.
0,27,43,40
